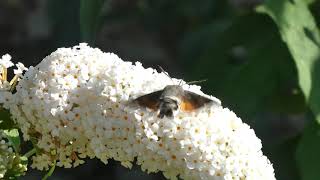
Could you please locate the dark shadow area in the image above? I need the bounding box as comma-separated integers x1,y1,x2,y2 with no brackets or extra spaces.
23,159,165,180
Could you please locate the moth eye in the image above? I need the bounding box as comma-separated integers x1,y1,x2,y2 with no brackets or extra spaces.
173,99,178,104
172,101,179,110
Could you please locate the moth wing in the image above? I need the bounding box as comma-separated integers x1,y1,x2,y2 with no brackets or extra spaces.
180,90,217,112
133,90,162,110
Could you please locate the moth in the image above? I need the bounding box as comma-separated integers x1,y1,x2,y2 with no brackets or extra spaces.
132,84,221,119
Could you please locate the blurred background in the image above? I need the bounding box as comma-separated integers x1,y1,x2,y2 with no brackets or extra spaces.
1,0,320,179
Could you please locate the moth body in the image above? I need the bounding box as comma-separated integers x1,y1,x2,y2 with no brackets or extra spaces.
132,85,220,118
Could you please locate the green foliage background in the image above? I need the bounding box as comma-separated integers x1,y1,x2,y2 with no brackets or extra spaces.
1,0,320,179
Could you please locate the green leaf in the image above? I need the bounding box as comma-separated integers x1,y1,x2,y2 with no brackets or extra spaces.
305,0,316,5
181,14,299,121
258,1,320,179
296,119,320,180
80,0,106,45
3,129,20,153
218,34,290,119
257,0,320,123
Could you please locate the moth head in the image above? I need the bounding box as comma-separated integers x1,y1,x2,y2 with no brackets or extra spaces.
159,97,179,110
158,97,180,118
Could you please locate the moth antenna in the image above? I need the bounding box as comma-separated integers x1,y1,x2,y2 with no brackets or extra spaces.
187,79,207,85
158,65,174,83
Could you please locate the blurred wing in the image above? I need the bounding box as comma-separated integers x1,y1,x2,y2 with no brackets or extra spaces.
180,90,214,112
133,90,162,110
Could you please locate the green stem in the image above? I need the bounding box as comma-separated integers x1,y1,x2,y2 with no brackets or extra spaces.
42,160,56,180
9,74,19,92
3,67,7,81
23,148,36,158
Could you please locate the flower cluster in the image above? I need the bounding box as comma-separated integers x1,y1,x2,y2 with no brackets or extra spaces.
0,54,28,91
6,43,275,179
0,54,28,179
0,54,28,110
0,130,14,178
0,130,28,178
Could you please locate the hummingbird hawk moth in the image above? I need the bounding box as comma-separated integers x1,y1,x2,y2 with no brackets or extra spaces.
132,84,220,118
131,66,220,118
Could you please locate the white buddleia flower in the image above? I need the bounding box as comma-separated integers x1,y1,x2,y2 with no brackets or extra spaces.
0,54,14,68
30,153,52,171
0,54,27,92
14,62,28,76
6,43,275,179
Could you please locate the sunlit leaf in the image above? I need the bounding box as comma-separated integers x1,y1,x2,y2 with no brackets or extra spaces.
257,0,320,123
3,129,20,153
258,1,320,180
